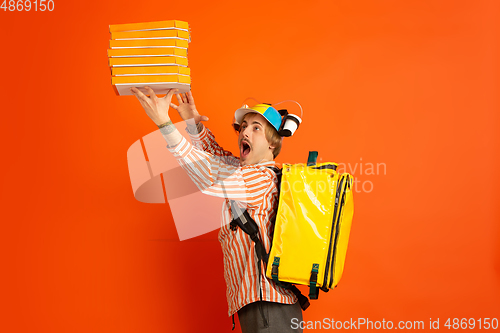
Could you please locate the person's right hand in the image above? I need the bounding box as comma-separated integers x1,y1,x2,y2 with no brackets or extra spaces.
170,91,209,124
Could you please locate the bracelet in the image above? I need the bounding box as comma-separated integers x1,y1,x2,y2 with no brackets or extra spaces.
158,120,173,129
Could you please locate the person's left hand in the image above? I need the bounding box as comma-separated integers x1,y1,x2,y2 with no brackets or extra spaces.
171,91,209,125
130,86,178,126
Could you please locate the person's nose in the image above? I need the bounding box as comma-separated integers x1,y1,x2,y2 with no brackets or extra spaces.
241,126,251,139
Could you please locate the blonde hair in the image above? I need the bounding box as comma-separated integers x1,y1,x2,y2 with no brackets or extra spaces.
241,113,283,159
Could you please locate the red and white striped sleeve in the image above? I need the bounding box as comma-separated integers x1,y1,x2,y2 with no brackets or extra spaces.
166,135,274,205
187,123,240,166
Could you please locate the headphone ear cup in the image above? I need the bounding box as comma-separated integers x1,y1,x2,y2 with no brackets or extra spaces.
280,115,301,137
232,113,241,132
278,109,288,116
278,129,292,137
278,115,286,133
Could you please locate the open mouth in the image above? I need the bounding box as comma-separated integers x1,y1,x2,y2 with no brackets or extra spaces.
240,140,252,158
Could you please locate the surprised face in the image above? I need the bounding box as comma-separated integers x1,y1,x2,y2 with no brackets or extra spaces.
238,113,275,166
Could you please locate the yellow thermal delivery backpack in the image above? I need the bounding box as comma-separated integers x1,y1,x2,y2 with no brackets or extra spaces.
266,152,354,301
229,151,354,310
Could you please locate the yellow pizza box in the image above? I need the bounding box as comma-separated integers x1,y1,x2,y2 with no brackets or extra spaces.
109,20,189,33
112,65,190,76
112,75,191,96
109,39,189,49
107,47,187,58
112,74,190,85
111,29,190,41
108,56,188,67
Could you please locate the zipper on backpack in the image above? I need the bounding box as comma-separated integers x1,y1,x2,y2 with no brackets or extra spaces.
322,177,345,289
328,176,349,289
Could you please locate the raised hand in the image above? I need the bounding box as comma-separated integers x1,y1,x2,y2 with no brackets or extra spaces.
171,90,209,124
130,86,177,126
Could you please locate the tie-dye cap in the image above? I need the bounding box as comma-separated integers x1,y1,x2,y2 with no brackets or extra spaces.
233,103,283,133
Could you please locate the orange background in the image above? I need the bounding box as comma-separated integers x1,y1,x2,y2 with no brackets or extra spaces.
1,0,499,332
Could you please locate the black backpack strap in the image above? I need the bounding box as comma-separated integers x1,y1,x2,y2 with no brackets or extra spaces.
229,201,268,264
228,200,269,328
290,285,311,311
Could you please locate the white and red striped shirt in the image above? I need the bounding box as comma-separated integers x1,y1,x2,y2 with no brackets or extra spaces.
164,124,297,316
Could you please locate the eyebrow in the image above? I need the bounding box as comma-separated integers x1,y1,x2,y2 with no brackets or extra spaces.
242,120,263,127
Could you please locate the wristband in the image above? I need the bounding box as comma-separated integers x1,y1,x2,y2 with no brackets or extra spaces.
158,120,173,129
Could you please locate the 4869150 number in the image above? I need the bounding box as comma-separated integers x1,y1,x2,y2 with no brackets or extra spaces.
444,318,498,330
1,0,54,11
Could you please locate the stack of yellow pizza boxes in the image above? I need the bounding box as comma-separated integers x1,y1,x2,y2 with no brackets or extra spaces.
108,20,191,96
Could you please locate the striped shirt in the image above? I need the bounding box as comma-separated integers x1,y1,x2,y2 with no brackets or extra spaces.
163,123,297,316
